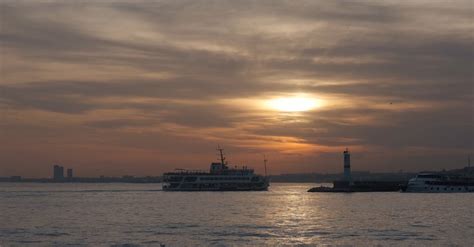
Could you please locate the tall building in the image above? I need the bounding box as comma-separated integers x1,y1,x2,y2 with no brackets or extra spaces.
67,168,73,179
53,165,64,180
343,148,352,183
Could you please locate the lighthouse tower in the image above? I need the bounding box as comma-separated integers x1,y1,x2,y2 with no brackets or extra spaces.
343,148,352,183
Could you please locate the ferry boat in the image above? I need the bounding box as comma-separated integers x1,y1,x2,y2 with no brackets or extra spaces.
402,173,474,193
162,148,270,191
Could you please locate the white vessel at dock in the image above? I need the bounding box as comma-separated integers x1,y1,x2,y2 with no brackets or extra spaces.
403,157,474,193
402,172,474,193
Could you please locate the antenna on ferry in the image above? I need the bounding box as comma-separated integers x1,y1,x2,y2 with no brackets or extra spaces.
263,154,268,177
217,145,226,166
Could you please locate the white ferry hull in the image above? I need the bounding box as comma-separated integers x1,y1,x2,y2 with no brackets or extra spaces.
162,174,270,192
163,184,269,191
404,184,474,193
163,179,269,191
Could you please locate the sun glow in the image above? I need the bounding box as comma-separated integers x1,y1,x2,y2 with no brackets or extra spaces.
267,96,321,112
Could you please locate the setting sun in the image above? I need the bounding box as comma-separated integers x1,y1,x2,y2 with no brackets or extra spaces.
267,96,321,112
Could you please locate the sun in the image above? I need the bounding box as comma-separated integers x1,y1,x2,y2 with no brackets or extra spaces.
267,96,321,112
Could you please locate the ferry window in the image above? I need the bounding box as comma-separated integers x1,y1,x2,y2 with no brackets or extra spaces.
430,187,433,190
437,187,439,190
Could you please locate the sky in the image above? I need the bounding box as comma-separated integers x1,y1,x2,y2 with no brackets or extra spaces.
0,0,473,178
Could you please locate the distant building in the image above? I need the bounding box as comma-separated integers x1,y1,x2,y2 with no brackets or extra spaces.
67,168,73,179
343,148,352,183
53,165,64,180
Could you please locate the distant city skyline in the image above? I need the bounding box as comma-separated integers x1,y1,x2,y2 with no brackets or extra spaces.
1,0,473,178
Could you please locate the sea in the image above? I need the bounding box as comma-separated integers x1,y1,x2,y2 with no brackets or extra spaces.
0,183,473,246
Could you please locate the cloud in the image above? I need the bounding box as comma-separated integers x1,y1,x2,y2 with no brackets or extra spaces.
0,0,472,176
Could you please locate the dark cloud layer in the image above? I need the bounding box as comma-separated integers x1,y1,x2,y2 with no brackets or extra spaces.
0,0,472,177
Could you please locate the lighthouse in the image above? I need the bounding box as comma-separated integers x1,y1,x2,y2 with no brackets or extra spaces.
343,148,352,183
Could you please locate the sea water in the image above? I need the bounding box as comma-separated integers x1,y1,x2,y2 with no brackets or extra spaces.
1,183,473,246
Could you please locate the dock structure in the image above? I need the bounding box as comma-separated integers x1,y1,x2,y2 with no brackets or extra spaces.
308,149,403,193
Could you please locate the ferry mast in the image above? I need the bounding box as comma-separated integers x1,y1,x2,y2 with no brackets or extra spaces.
263,155,268,177
217,146,227,168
